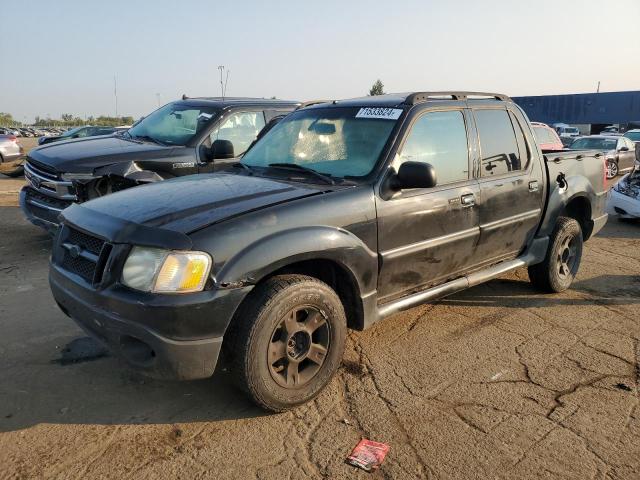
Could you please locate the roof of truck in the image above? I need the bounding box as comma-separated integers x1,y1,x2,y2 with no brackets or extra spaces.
178,97,300,108
305,91,513,109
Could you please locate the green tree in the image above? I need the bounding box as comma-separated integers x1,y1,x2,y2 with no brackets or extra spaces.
368,79,385,96
0,112,14,125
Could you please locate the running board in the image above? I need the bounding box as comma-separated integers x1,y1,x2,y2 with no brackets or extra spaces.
375,237,548,321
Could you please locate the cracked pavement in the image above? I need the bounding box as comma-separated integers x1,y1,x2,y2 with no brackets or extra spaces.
0,205,639,479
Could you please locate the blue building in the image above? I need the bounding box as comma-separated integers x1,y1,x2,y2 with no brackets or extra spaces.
513,91,640,131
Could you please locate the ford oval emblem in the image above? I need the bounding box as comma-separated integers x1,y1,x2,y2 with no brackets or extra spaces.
68,245,82,259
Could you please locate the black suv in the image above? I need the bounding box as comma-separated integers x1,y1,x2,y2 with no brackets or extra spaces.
50,92,607,411
21,97,299,232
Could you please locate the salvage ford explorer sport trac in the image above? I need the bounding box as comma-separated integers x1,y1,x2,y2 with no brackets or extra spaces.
49,92,608,412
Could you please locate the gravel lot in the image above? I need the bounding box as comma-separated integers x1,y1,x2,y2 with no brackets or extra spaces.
0,178,639,479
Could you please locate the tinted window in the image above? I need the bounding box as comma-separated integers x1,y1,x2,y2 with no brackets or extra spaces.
397,110,469,185
210,111,265,156
475,109,522,176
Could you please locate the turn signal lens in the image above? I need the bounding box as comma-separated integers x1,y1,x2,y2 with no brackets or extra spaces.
154,252,211,293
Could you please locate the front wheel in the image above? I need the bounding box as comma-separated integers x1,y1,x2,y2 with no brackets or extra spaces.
606,159,618,179
225,274,347,412
528,217,583,293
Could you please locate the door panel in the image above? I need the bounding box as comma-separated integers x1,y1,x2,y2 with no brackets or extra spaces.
377,183,480,300
473,108,545,263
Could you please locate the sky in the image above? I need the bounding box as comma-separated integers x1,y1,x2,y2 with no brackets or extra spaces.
1,0,639,123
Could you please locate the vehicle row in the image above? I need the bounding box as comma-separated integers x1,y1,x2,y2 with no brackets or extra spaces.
0,126,70,137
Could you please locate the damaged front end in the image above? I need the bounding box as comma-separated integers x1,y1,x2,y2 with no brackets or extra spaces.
72,162,166,202
607,161,640,219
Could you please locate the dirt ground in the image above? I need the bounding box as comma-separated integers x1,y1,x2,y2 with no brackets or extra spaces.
0,182,639,479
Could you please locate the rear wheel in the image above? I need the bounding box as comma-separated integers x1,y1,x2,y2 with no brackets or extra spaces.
225,274,347,412
528,217,583,293
606,159,618,179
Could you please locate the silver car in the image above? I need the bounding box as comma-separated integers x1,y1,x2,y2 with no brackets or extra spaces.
0,134,25,177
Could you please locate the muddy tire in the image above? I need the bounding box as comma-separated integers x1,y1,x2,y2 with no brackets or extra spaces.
225,274,346,412
528,217,583,293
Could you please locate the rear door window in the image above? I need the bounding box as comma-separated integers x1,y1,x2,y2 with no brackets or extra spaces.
475,109,524,176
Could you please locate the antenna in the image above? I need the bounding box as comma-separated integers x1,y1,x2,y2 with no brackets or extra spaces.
224,69,230,99
596,81,601,93
156,93,161,107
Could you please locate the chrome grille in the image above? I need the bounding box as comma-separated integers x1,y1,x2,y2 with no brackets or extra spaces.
24,160,77,201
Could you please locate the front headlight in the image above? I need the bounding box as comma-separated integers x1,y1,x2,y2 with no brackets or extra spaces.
121,247,212,293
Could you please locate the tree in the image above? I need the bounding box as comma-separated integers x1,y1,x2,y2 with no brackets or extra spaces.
0,112,14,126
368,79,385,96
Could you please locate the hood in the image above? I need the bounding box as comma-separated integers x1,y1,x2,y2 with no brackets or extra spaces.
73,173,334,235
28,136,177,173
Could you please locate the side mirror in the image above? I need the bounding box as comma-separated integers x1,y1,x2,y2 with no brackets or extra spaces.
397,161,437,189
211,139,235,160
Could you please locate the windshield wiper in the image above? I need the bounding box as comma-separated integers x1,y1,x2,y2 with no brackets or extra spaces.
132,135,167,146
267,163,335,185
233,162,254,175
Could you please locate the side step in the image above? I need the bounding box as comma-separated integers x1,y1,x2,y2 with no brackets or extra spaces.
375,237,548,321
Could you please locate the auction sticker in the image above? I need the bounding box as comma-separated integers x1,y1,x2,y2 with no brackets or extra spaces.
355,107,402,120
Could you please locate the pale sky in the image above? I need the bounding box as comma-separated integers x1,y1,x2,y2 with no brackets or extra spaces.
1,0,639,123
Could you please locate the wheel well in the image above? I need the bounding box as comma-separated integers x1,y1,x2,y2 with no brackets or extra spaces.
264,259,364,331
563,196,592,240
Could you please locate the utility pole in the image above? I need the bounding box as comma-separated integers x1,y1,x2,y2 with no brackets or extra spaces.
114,75,118,117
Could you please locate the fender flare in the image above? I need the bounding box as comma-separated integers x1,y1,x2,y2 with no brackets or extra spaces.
538,173,596,238
214,226,378,298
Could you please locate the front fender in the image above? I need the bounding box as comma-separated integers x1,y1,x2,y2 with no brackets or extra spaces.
214,226,378,297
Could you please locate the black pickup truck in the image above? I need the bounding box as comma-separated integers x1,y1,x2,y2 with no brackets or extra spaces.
49,92,608,411
20,97,299,232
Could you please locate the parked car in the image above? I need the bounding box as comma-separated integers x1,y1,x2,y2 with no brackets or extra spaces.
0,135,25,177
21,97,299,232
607,161,640,219
49,91,608,411
37,126,118,145
531,122,564,151
623,129,640,144
601,125,619,135
569,135,636,179
553,123,580,139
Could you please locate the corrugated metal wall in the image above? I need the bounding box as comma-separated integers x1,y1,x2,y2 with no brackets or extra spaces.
513,91,640,125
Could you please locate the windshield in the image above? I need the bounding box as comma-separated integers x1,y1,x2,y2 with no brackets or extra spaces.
128,103,219,146
624,131,640,142
241,106,401,178
570,137,617,150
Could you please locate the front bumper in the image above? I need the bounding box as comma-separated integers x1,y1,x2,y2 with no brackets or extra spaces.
50,264,251,380
607,188,640,218
20,186,71,234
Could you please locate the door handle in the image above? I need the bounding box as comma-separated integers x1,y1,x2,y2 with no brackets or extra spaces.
529,181,539,192
461,193,475,207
